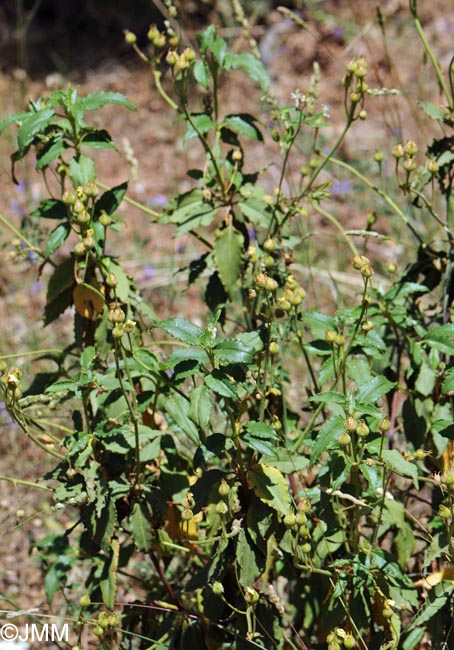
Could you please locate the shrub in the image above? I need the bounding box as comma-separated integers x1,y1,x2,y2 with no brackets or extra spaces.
1,2,454,648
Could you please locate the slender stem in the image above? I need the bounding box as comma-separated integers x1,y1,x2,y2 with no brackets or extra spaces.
308,203,358,256
0,476,53,491
327,155,424,244
0,211,52,263
95,181,160,218
410,0,453,109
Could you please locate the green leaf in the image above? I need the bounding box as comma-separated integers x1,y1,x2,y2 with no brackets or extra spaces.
189,384,212,431
45,379,78,394
222,114,263,141
417,100,446,121
47,258,75,301
45,222,71,257
158,317,204,346
130,501,153,551
236,528,263,586
183,114,215,143
82,129,117,149
225,52,270,91
205,371,238,399
94,182,128,218
247,464,291,515
310,416,345,465
79,91,136,112
100,538,119,610
198,25,227,65
415,361,436,396
0,110,30,136
309,391,346,406
213,225,244,297
423,323,454,355
442,368,454,394
404,582,454,633
243,423,280,457
69,156,96,188
17,108,55,152
32,199,68,220
165,393,200,444
356,375,395,404
36,138,67,169
193,60,210,89
134,348,159,371
214,338,255,364
382,449,419,487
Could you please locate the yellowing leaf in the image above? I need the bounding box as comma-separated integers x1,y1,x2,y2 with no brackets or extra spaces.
414,566,454,589
247,464,291,515
73,281,105,319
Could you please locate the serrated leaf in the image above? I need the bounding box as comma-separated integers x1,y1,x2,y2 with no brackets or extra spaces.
236,528,263,586
130,501,153,551
189,384,212,431
423,323,454,355
134,348,159,370
415,361,436,396
158,317,204,346
183,113,215,143
309,391,346,406
165,393,200,444
310,415,345,466
47,258,75,301
405,582,454,633
225,52,270,91
36,138,67,169
223,114,263,141
45,222,71,257
243,435,279,458
108,261,130,302
193,60,210,89
247,464,291,515
82,129,116,149
442,368,454,394
32,198,68,220
418,100,446,121
79,91,136,112
45,379,78,394
100,538,119,610
382,449,419,487
205,372,238,399
356,375,395,404
69,156,96,188
245,422,279,440
213,225,244,297
0,110,30,136
17,108,55,152
94,182,128,218
214,338,254,364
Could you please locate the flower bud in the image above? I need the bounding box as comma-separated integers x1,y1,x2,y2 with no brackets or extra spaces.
183,47,196,62
269,341,279,355
166,50,178,66
74,241,86,257
112,324,124,339
356,420,369,438
218,480,230,497
338,431,351,446
283,512,297,528
403,157,416,172
106,273,118,288
345,416,357,433
392,144,405,159
181,508,193,521
99,212,111,227
374,150,384,163
216,500,228,515
124,30,137,45
404,140,418,156
361,263,373,278
244,586,259,604
232,149,242,162
301,542,311,554
439,504,451,519
108,307,125,324
212,581,224,596
428,159,439,174
352,254,369,270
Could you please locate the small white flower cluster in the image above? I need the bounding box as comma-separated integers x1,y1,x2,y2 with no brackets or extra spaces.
290,89,315,112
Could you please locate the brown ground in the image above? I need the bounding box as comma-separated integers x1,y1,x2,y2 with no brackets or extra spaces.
0,0,453,643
